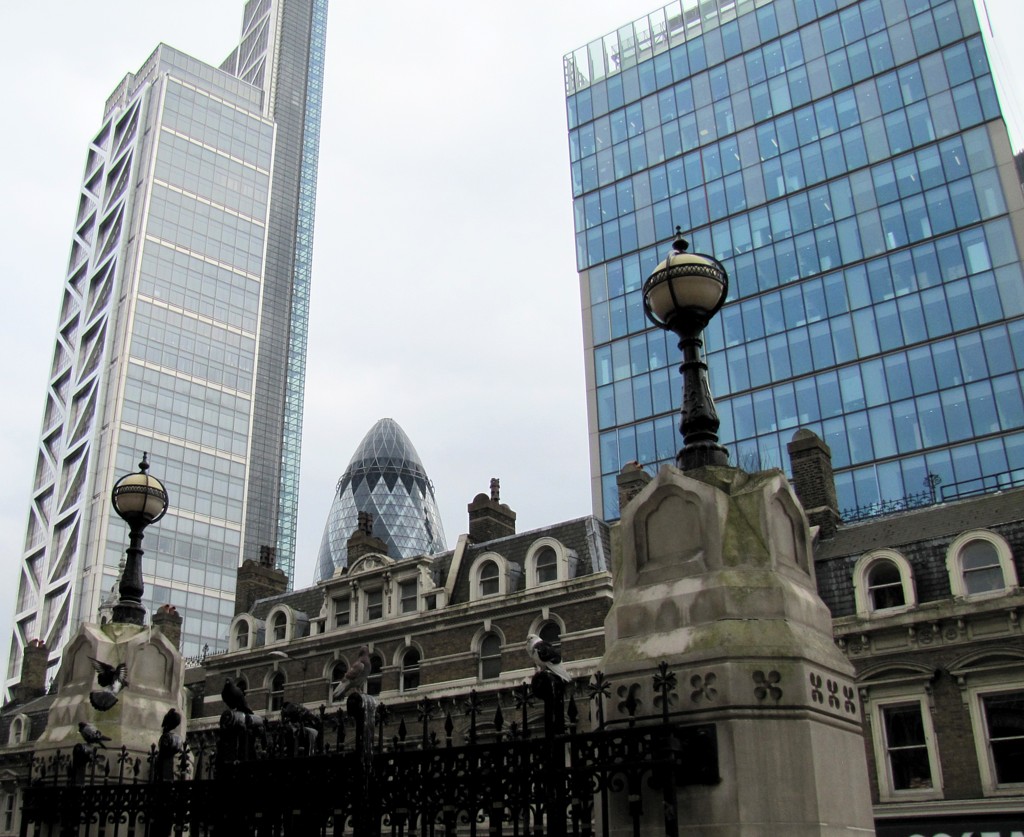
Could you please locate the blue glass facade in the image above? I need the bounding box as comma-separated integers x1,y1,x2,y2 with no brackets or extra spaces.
566,0,1024,521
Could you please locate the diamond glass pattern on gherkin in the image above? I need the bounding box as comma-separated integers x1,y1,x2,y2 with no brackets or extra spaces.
315,418,447,581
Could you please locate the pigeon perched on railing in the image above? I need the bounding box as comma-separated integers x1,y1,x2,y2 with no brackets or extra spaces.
221,678,253,715
332,647,371,698
161,707,182,735
526,634,572,682
88,657,129,711
78,722,111,748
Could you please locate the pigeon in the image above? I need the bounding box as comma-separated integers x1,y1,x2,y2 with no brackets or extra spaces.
526,634,572,682
332,647,370,699
161,707,182,735
89,657,129,711
78,721,111,748
221,678,253,715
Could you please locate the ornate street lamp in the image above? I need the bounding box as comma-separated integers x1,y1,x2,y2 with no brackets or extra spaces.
642,227,730,471
110,453,169,625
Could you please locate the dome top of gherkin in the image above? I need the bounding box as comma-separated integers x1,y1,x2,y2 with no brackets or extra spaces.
314,419,447,582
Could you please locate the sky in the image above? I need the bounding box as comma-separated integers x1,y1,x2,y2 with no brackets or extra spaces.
0,0,1022,666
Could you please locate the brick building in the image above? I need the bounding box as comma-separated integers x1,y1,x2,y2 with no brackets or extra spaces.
2,439,1021,835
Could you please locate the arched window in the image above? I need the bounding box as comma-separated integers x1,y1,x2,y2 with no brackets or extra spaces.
479,561,500,596
8,715,27,746
853,550,915,616
535,547,558,584
270,672,285,711
480,633,502,680
401,648,421,692
961,541,1004,594
947,531,1018,598
367,653,384,696
235,620,250,649
271,611,288,642
867,561,906,611
329,661,348,703
540,621,562,648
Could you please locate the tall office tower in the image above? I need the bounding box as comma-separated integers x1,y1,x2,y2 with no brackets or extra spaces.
315,419,448,581
7,0,327,688
565,0,1024,522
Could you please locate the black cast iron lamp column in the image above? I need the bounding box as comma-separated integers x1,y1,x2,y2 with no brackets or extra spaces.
642,227,730,470
110,453,169,625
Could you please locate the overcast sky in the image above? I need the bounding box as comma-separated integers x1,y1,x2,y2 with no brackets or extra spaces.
0,1,1021,663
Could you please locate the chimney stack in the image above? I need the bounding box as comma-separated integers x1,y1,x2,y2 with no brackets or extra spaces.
787,429,841,539
468,478,516,543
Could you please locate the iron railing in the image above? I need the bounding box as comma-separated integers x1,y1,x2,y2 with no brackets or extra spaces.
21,665,718,837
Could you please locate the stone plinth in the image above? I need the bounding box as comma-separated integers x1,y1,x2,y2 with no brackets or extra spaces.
601,465,873,836
36,622,185,760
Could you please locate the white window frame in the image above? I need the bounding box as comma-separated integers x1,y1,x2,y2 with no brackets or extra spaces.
327,658,349,704
470,553,509,600
229,615,258,652
398,578,419,615
476,627,505,681
267,670,286,712
266,606,292,644
364,588,384,621
525,538,575,588
946,530,1018,599
399,646,422,692
966,683,1024,796
866,693,943,802
1,789,16,835
331,594,351,629
852,549,916,616
7,715,28,746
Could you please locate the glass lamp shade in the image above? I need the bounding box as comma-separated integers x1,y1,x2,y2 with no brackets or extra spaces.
642,237,728,333
111,459,169,525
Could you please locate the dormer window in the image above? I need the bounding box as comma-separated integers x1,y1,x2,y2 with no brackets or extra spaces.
535,547,558,584
366,589,383,621
946,531,1018,598
961,540,1003,594
271,611,287,642
480,562,499,597
235,621,250,649
852,550,916,616
867,561,906,610
399,579,418,614
332,595,350,628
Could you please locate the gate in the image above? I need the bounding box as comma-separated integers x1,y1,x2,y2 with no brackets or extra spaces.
21,666,718,837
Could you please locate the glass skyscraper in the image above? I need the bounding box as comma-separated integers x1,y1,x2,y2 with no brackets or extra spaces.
315,419,447,582
565,0,1024,522
7,0,328,687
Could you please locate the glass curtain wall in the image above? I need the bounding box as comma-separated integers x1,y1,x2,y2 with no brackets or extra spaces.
566,0,1024,521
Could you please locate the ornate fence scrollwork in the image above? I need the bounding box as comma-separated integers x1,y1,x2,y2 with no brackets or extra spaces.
21,663,718,837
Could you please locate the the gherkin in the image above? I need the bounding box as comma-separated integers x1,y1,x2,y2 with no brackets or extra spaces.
315,418,447,581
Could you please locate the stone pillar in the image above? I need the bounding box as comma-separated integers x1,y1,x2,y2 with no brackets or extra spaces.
36,622,186,764
600,465,873,836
